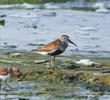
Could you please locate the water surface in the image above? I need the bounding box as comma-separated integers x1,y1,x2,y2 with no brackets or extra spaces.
0,6,110,57
0,2,110,99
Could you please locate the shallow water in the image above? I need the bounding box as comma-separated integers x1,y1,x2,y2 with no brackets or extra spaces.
1,81,110,100
0,7,110,57
0,1,110,99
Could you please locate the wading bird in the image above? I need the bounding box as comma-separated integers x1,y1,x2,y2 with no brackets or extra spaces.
32,35,77,68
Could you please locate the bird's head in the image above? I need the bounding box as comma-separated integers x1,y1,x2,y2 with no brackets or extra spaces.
59,35,77,46
10,68,23,77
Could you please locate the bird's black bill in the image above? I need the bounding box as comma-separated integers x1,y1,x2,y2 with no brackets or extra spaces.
68,39,77,46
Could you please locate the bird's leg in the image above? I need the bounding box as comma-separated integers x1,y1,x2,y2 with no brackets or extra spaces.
4,80,13,89
50,56,56,69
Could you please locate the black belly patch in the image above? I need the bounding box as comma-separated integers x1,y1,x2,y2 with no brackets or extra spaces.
48,49,64,56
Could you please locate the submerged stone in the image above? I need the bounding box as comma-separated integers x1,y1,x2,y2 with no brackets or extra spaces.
19,98,30,100
33,60,49,64
10,53,24,57
89,82,110,92
75,59,94,65
32,25,37,29
63,64,80,70
75,59,102,67
0,60,23,64
0,19,5,26
3,44,17,48
43,12,56,17
102,70,110,73
0,14,6,18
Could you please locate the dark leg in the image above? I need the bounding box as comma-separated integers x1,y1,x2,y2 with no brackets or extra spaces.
50,56,56,69
5,80,13,89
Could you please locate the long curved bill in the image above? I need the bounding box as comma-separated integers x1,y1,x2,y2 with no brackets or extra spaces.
68,39,77,46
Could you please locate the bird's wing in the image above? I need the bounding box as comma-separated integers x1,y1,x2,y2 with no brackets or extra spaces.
0,68,9,75
32,39,61,52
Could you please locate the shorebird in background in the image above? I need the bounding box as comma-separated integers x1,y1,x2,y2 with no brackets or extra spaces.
0,67,22,89
32,35,77,68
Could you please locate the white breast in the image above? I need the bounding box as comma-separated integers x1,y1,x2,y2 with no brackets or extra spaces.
0,73,10,81
37,52,48,55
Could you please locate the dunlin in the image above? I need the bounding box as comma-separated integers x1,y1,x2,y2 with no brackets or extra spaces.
0,67,22,89
32,35,77,68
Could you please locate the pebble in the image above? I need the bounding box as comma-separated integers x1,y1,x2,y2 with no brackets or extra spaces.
0,19,5,26
33,60,49,64
10,53,24,57
75,59,102,67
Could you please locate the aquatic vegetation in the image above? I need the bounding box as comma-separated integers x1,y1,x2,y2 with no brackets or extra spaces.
0,50,110,99
28,43,44,47
0,19,5,26
0,14,6,18
0,0,110,98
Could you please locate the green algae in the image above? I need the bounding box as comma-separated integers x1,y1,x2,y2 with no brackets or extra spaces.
0,49,110,93
35,81,77,98
0,19,5,26
0,14,6,18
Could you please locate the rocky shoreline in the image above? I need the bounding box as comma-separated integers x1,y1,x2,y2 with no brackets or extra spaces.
0,50,110,94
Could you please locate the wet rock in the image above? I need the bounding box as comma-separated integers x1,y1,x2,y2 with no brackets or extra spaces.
76,59,94,65
0,14,6,18
102,70,110,73
43,12,56,17
67,75,76,82
88,82,110,92
33,60,49,64
87,63,103,68
19,98,29,100
0,60,23,64
75,59,102,67
0,19,5,26
32,25,37,29
3,44,17,48
10,53,24,57
64,64,80,70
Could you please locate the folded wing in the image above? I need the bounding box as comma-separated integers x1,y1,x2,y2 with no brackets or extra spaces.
32,39,61,52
